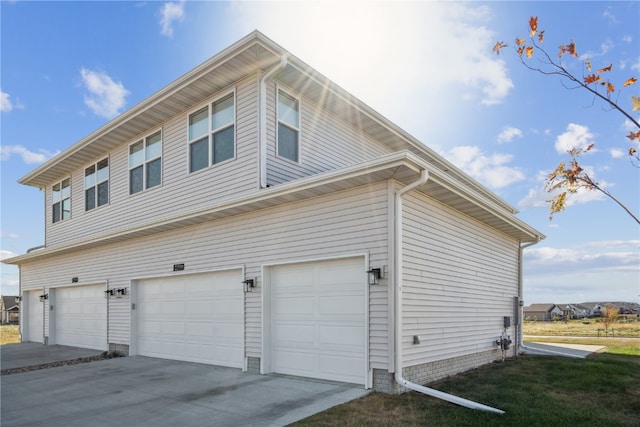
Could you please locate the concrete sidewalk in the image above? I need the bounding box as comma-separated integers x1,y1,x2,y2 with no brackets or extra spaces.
1,342,104,370
1,351,370,426
522,342,605,358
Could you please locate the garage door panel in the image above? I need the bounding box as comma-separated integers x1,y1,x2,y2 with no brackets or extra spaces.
137,270,243,368
271,257,366,385
55,284,107,350
27,291,44,343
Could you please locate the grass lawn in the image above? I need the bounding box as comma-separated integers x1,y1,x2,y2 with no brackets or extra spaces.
0,324,20,345
291,339,640,426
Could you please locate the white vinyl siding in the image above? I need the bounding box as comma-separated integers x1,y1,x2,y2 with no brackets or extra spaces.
401,191,519,367
45,76,258,248
21,183,390,368
266,82,391,186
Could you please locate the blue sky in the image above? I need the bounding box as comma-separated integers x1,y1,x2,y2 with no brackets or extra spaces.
1,1,638,304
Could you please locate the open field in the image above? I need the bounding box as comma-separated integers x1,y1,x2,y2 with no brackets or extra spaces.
292,341,640,426
0,324,20,345
523,318,640,337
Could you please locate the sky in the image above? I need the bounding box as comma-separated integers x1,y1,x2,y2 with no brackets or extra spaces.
1,1,639,305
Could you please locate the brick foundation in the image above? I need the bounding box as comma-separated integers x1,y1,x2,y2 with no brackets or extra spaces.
373,348,501,394
108,343,130,356
246,356,260,374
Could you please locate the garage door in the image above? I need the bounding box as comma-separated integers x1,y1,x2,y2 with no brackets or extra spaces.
55,284,107,350
136,270,243,368
27,290,44,343
271,257,366,384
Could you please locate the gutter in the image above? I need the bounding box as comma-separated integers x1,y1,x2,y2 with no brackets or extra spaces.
259,55,288,189
393,169,505,414
516,239,540,355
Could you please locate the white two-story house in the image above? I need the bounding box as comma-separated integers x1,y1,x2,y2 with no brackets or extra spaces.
4,31,543,393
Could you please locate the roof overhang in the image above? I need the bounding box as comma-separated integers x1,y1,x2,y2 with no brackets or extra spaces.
5,151,544,265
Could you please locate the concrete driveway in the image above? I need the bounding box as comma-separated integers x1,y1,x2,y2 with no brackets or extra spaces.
1,345,369,427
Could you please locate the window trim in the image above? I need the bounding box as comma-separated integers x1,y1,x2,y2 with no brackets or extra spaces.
276,87,301,164
128,128,163,195
51,177,71,224
84,156,110,212
187,89,237,174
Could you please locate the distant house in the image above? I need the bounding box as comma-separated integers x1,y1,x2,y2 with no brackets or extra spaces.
1,296,20,324
524,304,563,321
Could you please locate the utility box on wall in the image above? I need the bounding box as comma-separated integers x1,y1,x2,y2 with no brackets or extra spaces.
503,316,511,328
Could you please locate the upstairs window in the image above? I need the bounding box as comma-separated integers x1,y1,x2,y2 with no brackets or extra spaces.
129,130,162,195
188,92,235,173
85,157,109,211
277,90,300,163
52,178,71,223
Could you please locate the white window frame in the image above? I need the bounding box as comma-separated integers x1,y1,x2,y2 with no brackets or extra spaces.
52,177,71,223
187,90,237,174
276,88,301,164
128,129,163,195
84,157,109,211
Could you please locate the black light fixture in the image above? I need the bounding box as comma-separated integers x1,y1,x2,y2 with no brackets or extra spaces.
39,293,48,302
15,296,22,302
104,289,115,299
367,268,382,285
71,277,79,283
242,278,255,292
173,263,185,271
115,288,128,298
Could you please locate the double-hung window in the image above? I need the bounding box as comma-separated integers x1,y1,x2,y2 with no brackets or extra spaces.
277,90,300,163
188,92,235,173
52,178,71,223
85,157,109,211
129,130,162,195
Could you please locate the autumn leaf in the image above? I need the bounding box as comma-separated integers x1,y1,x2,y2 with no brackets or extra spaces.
517,46,525,57
526,46,534,59
493,41,507,54
628,131,640,141
631,147,637,155
538,30,545,43
584,74,601,85
597,64,613,73
515,38,525,46
623,77,637,87
529,16,538,37
606,82,615,94
632,96,640,111
567,41,577,57
586,58,592,72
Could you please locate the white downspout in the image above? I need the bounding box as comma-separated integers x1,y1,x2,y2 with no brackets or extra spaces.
394,170,505,414
259,55,288,189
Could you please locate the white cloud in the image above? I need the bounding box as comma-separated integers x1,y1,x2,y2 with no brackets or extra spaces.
159,1,185,38
555,123,597,154
0,144,59,164
80,68,129,119
0,230,20,239
1,89,13,112
610,148,625,158
497,126,523,144
445,145,524,189
1,89,23,112
525,243,639,275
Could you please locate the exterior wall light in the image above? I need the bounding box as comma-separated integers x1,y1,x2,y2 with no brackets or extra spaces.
116,288,128,298
242,278,255,292
105,289,115,299
367,268,382,285
39,293,49,302
15,296,22,302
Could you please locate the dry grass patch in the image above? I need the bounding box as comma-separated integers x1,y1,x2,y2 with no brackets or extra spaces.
0,324,20,345
523,318,640,337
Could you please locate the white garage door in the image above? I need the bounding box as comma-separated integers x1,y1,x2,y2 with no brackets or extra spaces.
27,290,44,343
136,270,243,368
55,284,107,350
271,257,366,385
